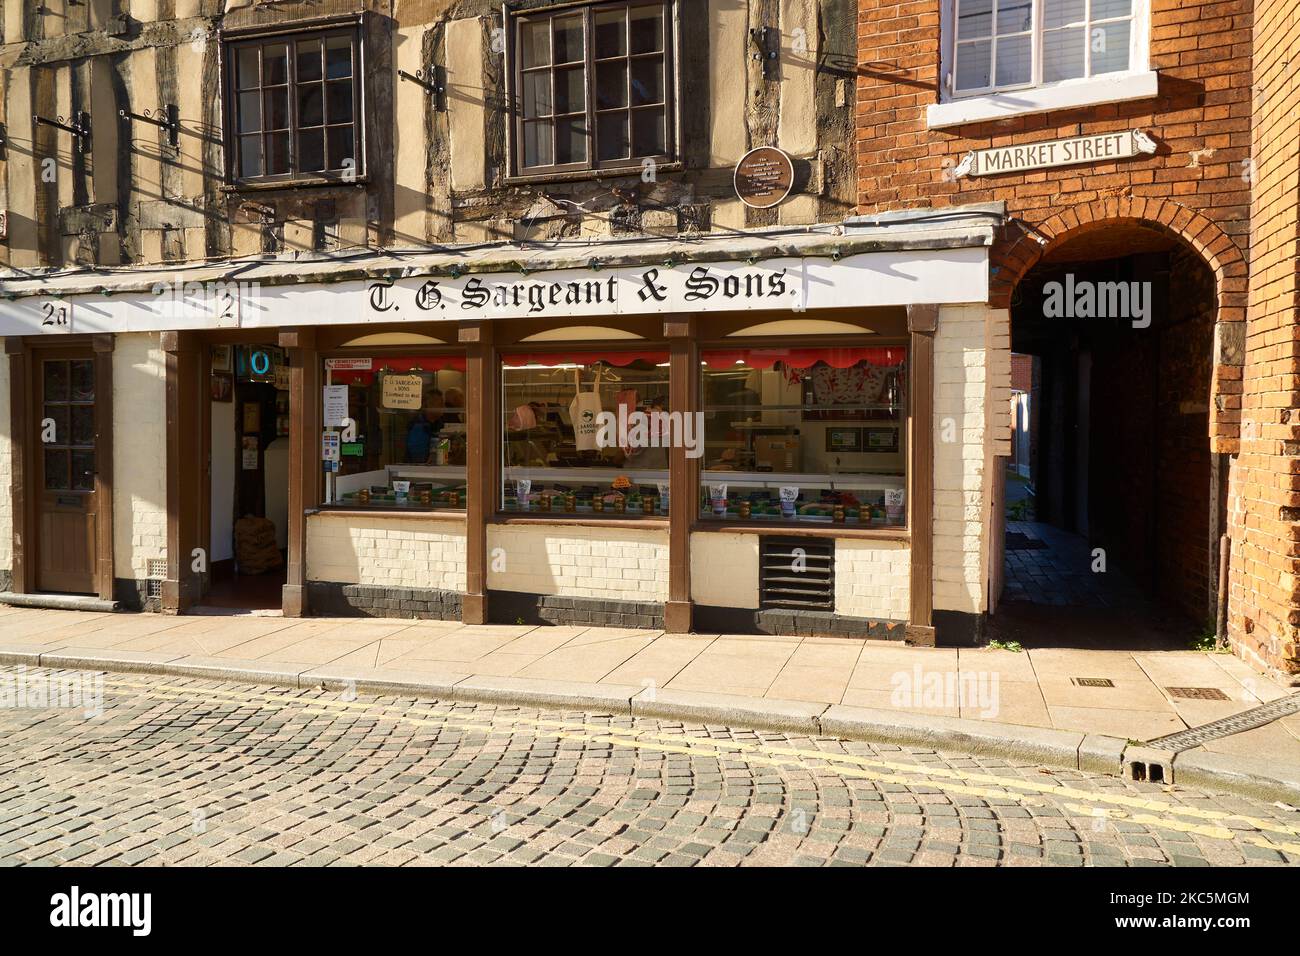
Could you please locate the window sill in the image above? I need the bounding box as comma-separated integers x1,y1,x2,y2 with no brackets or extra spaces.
693,520,910,541
926,71,1159,129
495,514,669,530
220,177,369,194
504,161,683,187
308,508,467,520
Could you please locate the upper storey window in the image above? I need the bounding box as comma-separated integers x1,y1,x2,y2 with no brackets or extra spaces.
950,0,1142,96
507,1,677,178
223,22,365,186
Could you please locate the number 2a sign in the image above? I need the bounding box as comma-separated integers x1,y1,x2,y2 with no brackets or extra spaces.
41,300,73,333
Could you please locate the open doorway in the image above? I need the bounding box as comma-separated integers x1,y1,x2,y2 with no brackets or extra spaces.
201,343,291,612
988,227,1226,650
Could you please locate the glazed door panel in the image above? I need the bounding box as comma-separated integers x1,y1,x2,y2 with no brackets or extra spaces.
35,354,99,594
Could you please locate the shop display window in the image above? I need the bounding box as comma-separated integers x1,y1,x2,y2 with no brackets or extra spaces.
500,350,672,517
699,346,908,526
322,355,468,511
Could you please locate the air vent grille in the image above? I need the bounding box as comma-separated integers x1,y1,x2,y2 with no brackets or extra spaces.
759,538,834,610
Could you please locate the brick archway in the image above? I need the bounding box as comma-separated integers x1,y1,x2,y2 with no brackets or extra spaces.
989,197,1247,453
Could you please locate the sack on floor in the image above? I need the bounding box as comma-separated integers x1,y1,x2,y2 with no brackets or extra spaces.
234,516,283,575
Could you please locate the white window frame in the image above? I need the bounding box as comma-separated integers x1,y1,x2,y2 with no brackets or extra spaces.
931,0,1154,129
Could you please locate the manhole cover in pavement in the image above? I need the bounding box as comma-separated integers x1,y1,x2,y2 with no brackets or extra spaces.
1164,686,1231,701
1072,677,1115,687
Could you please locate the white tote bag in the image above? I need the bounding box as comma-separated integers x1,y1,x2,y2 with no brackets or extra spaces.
569,369,604,451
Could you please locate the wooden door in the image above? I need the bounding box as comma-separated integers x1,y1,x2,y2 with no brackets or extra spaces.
35,354,99,594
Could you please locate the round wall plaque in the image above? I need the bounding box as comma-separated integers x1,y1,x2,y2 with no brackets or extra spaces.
734,146,795,209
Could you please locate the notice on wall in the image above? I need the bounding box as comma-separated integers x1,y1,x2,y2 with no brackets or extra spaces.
241,436,259,471
322,431,340,463
322,384,349,427
382,373,424,410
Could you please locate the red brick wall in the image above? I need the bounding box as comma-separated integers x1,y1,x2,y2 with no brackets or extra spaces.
1230,0,1300,676
856,0,1252,246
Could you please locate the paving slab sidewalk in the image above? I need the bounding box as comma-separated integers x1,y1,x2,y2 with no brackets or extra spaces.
2,603,1299,800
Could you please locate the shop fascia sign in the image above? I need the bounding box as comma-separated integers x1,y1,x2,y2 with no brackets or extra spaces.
0,248,989,336
950,129,1158,178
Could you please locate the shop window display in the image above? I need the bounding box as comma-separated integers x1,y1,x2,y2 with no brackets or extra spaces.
699,347,908,525
501,351,672,516
322,356,468,510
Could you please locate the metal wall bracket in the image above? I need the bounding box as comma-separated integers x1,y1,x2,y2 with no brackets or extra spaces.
398,66,447,112
35,111,92,153
119,105,180,151
750,27,778,80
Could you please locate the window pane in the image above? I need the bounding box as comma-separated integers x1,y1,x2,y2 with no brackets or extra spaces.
299,128,325,171
1091,21,1131,74
263,43,288,85
523,121,554,167
501,357,670,517
236,47,260,89
956,0,993,40
1043,27,1086,81
954,39,991,90
596,62,629,109
265,131,290,174
630,56,664,105
264,88,289,130
995,34,1031,86
1043,0,1086,28
239,135,263,177
520,19,551,68
553,14,584,64
1092,0,1133,19
297,39,323,81
326,79,354,124
71,450,95,491
326,36,353,79
700,352,908,526
996,0,1032,34
631,107,665,156
555,66,586,114
71,361,94,401
327,126,354,170
325,363,467,512
555,116,588,164
298,84,324,127
44,405,69,445
43,361,68,402
237,91,262,133
629,5,664,54
70,405,94,446
594,9,627,57
44,450,69,491
523,71,553,118
597,112,630,161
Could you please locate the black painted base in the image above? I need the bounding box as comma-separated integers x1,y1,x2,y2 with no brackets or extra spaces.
933,609,985,647
488,590,664,629
693,605,908,639
306,581,461,621
114,579,159,613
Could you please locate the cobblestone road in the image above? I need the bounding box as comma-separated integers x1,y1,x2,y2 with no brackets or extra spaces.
1,666,1299,867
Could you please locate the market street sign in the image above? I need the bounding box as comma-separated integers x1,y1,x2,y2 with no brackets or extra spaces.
0,248,990,335
951,129,1158,179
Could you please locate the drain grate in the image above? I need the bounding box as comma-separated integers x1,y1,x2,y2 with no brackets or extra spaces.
1165,686,1230,701
1072,677,1115,688
1147,691,1300,752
